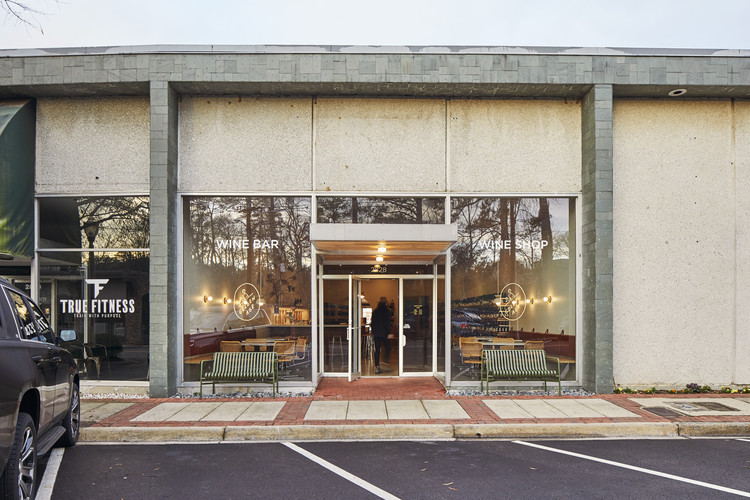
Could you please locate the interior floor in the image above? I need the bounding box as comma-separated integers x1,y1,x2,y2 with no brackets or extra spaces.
361,341,399,376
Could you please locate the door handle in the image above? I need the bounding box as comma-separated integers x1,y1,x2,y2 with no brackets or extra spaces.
32,355,44,364
51,356,62,363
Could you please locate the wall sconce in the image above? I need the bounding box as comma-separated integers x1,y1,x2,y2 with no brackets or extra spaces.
258,299,265,307
376,255,384,262
494,294,502,307
377,245,387,253
526,298,534,305
223,297,232,304
543,295,552,303
203,295,213,303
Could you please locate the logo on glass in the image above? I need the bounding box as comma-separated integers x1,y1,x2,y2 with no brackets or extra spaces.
498,282,527,321
233,283,261,321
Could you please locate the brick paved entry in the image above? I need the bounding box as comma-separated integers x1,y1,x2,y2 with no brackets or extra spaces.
313,377,448,400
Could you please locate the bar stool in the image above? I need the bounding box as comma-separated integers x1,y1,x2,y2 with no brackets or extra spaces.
363,333,374,361
329,336,344,370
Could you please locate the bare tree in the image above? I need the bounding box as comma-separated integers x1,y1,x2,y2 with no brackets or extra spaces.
1,0,56,33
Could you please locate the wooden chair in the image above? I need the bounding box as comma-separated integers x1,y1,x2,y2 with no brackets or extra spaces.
459,340,483,372
293,337,308,364
273,340,296,369
524,341,545,350
243,338,267,352
493,337,516,350
220,340,242,352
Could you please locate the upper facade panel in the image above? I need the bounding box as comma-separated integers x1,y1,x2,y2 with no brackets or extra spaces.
315,98,446,192
179,96,312,193
36,97,150,194
449,99,581,193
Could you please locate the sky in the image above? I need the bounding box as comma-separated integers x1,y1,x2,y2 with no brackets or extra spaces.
0,0,749,51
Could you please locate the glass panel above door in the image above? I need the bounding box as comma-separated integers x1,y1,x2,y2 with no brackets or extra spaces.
317,197,445,224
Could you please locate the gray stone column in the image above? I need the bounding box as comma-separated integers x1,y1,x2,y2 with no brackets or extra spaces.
581,84,614,394
149,81,179,397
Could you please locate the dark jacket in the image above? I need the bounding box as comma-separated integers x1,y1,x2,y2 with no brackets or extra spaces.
370,303,391,339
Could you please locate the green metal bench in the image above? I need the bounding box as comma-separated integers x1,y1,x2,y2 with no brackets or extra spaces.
481,349,561,395
199,351,278,398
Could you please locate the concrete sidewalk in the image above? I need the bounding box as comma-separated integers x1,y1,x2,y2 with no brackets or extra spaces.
79,379,750,442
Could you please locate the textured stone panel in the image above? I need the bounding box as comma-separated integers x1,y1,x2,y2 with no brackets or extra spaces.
449,99,581,193
36,97,149,193
315,98,446,192
735,101,750,384
613,100,734,386
179,97,312,192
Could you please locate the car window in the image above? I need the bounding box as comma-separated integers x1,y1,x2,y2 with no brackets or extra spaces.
7,290,53,343
28,299,55,343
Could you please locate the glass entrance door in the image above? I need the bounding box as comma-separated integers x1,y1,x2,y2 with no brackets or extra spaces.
319,272,437,378
347,275,362,381
401,279,434,373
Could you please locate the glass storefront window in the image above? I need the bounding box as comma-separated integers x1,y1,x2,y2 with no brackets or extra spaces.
39,197,149,249
183,197,313,383
38,251,150,381
317,197,445,224
450,197,577,382
37,195,150,382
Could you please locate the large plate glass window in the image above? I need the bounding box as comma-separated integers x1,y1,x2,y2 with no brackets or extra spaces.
183,197,312,383
451,197,577,382
37,196,150,381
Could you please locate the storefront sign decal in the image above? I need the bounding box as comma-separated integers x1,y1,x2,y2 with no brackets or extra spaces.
498,282,527,321
59,279,135,318
233,283,262,321
478,239,549,250
216,239,279,250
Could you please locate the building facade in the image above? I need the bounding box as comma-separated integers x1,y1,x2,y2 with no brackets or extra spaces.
1,46,748,397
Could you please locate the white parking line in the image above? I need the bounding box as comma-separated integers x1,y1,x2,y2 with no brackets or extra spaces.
737,438,750,443
282,441,401,500
513,441,750,497
36,448,65,500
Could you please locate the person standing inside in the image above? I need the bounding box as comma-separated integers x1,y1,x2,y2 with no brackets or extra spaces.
370,296,391,374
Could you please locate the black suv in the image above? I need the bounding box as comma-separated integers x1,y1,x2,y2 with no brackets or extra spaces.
0,278,79,500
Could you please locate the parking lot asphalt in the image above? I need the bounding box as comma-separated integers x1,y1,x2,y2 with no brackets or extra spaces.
48,439,750,499
78,378,750,442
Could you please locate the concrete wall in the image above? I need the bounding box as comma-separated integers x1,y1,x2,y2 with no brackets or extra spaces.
613,100,745,387
179,97,312,192
180,97,581,195
36,98,149,194
314,98,446,192
449,99,581,193
735,101,750,383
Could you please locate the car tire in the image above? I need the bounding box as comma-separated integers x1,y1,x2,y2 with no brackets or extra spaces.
57,382,80,447
1,412,37,500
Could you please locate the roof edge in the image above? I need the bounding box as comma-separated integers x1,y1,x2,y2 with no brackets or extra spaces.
1,44,748,58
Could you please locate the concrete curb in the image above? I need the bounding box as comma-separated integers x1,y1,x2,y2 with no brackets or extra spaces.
225,424,456,441
677,422,750,437
80,421,750,443
454,422,679,439
81,426,226,443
